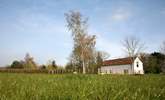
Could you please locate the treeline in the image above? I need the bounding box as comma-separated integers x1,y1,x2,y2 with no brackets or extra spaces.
7,53,59,70
2,52,165,74
3,52,105,74
65,52,165,74
142,52,165,74
2,53,72,74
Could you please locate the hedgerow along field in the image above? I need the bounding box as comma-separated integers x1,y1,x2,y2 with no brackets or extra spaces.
0,73,164,100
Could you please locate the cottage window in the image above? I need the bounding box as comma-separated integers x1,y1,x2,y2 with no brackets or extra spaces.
106,70,107,74
136,62,139,67
124,69,128,74
110,70,112,74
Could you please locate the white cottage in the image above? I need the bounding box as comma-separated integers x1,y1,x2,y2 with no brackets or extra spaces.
99,57,144,74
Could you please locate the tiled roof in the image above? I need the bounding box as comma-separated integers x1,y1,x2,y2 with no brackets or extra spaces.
103,57,133,66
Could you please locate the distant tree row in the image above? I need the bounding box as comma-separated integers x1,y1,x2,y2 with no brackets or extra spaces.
11,53,37,69
10,53,58,70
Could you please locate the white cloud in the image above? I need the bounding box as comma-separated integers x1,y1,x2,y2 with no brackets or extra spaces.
111,8,131,21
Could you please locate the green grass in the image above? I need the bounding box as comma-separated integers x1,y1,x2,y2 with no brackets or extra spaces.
0,73,165,100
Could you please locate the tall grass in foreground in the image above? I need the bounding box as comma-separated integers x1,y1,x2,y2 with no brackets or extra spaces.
0,73,165,100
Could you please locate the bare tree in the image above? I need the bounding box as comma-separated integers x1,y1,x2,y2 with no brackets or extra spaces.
122,36,145,73
65,11,96,74
98,51,110,61
122,36,145,58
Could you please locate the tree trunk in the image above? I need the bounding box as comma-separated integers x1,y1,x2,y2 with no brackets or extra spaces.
82,60,86,74
131,57,134,74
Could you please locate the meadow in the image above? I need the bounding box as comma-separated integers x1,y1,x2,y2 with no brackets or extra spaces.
0,73,165,100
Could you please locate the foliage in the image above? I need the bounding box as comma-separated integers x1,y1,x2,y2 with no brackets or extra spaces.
143,52,165,73
39,65,46,69
11,60,24,69
46,60,57,70
65,62,74,70
0,73,165,100
66,53,83,72
24,53,37,69
9,53,37,69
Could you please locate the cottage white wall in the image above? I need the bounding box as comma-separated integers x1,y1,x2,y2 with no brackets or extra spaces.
100,64,132,74
133,57,144,74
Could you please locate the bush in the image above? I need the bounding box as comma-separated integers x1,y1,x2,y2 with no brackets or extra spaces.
11,60,24,69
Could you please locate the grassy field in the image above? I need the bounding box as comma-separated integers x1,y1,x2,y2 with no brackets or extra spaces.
0,73,165,100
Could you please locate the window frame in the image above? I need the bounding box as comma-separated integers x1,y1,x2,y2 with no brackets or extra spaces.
136,62,139,68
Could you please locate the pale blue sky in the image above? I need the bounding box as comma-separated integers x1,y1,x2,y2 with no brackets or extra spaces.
0,0,165,66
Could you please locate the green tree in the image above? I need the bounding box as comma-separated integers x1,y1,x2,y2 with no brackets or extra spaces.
11,60,24,69
65,62,74,70
143,52,165,73
148,57,159,73
96,52,103,68
52,60,57,69
151,52,165,73
40,65,46,69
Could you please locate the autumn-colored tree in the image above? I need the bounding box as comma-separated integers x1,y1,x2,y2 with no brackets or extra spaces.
24,53,37,69
65,11,96,74
46,60,57,70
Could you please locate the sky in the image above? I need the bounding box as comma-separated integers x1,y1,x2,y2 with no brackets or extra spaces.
0,0,165,66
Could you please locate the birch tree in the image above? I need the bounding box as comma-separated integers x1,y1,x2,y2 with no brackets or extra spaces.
65,11,96,74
